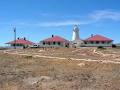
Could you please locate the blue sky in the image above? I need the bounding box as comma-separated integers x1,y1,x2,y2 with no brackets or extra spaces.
0,0,120,46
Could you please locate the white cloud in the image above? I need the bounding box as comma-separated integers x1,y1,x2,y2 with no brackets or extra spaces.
1,10,120,28
90,10,120,21
8,20,91,27
35,20,91,27
28,10,120,27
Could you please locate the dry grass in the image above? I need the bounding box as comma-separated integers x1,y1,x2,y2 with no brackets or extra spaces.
0,48,120,90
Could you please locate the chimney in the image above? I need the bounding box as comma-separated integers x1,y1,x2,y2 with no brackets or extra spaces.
17,37,20,40
91,34,94,37
52,35,54,37
24,37,26,40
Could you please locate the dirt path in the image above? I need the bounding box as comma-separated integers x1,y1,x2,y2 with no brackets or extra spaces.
3,49,120,64
93,49,120,60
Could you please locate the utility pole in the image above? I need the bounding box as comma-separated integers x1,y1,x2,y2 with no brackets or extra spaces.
14,27,16,49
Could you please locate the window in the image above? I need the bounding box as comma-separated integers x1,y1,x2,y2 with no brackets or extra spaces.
58,42,61,45
43,42,45,45
91,41,94,44
73,43,77,44
84,42,87,44
107,42,111,44
102,41,105,44
48,42,50,45
53,42,55,45
96,41,99,44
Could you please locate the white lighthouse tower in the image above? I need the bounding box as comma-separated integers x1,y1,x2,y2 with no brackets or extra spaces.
72,25,80,41
71,25,83,47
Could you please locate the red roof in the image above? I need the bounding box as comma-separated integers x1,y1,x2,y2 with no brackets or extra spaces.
84,35,113,42
6,38,34,45
42,36,69,43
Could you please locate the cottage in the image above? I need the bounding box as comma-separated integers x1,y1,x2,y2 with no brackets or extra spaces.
6,38,34,49
40,35,69,48
81,34,113,47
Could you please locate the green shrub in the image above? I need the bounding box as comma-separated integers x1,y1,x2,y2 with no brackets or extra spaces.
97,46,106,49
112,44,117,48
24,55,33,59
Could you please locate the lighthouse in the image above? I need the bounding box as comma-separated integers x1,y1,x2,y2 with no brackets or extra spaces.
71,25,83,47
72,25,80,41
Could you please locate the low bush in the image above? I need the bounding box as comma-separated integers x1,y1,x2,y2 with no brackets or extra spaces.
97,46,106,49
112,44,117,48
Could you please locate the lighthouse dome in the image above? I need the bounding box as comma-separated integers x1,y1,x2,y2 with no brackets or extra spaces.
73,25,79,32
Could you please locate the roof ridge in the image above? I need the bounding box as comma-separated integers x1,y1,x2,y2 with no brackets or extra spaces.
42,35,69,42
84,34,113,41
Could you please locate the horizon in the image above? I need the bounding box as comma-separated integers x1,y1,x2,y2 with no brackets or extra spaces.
0,0,120,46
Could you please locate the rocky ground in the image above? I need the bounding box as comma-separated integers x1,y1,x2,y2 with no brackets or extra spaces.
0,48,120,90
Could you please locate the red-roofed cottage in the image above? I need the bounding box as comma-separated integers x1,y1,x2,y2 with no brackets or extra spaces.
40,35,69,48
6,37,34,49
82,34,113,47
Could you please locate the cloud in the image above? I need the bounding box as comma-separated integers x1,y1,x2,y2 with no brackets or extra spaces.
35,20,91,27
26,10,120,27
7,20,91,28
1,10,120,28
90,10,120,21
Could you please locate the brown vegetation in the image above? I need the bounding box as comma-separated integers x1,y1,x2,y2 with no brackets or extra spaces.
0,48,120,90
